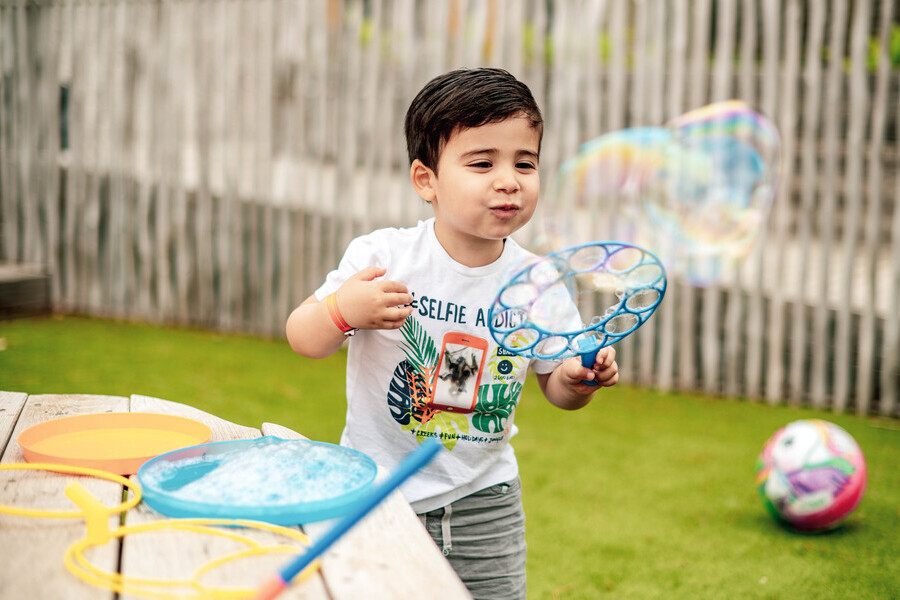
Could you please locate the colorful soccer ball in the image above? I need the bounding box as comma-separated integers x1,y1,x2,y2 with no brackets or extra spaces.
755,419,867,532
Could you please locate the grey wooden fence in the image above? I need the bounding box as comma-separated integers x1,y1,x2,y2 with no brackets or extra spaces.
1,0,898,417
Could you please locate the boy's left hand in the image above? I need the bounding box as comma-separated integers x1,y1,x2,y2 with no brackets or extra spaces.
537,346,618,410
563,346,619,390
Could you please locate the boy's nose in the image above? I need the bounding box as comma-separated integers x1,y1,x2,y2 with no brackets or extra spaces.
493,170,520,193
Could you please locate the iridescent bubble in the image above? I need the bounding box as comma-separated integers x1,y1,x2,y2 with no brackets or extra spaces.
538,101,781,285
529,279,578,330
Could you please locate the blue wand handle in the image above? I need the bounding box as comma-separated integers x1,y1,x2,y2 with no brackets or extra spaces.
254,438,443,599
577,338,600,386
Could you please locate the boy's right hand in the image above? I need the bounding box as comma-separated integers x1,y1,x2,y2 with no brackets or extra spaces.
336,267,414,331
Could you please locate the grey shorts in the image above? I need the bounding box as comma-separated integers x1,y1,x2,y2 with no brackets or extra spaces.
419,478,526,600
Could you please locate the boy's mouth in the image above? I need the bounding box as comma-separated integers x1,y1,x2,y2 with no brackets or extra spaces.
490,204,520,217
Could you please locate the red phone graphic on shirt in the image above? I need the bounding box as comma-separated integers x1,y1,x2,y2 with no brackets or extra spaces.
428,332,488,413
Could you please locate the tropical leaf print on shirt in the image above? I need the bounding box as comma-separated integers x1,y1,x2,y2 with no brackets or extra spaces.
472,381,522,434
386,360,420,426
397,318,438,424
399,316,438,373
386,359,443,426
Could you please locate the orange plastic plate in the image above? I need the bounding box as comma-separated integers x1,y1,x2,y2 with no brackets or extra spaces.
17,413,212,475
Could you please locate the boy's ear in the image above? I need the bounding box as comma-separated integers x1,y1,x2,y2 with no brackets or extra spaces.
410,159,437,202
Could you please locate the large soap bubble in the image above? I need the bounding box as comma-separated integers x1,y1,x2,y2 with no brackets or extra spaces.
539,101,781,284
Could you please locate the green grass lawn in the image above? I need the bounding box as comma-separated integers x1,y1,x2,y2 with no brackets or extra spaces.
2,315,898,599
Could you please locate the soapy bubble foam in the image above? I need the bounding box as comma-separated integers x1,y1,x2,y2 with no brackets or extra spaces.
140,438,375,507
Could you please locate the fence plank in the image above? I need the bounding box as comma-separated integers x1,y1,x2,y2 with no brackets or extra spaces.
545,0,577,186
8,2,26,263
172,0,191,324
108,0,127,316
861,0,897,415
833,0,868,413
605,0,626,133
723,0,757,398
44,3,63,303
811,0,848,408
0,3,9,263
133,0,154,319
74,1,91,310
634,0,664,387
789,1,826,405
32,4,51,275
192,0,214,326
677,0,712,391
61,2,80,310
764,0,799,404
154,0,174,321
702,0,736,395
745,0,778,400
883,92,900,415
84,0,103,312
657,0,687,391
22,0,39,264
258,0,275,334
22,3,41,267
215,0,235,329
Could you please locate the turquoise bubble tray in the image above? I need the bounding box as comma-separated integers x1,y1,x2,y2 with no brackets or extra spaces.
137,436,379,525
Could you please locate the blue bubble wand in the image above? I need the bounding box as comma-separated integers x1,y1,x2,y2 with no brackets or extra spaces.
488,241,666,384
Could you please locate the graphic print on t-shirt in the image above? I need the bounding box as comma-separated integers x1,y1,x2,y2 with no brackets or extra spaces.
386,317,528,450
428,333,489,413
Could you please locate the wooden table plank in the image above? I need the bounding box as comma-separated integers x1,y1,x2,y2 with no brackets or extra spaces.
120,395,331,600
0,394,128,600
0,391,27,456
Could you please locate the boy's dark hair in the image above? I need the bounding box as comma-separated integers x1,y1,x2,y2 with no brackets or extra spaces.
404,68,543,170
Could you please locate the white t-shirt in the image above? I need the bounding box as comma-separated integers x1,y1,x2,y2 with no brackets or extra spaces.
315,218,558,513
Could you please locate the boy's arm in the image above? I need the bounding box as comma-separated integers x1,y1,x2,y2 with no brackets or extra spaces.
286,266,414,359
535,347,618,410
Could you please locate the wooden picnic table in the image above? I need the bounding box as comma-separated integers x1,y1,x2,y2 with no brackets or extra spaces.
0,391,471,599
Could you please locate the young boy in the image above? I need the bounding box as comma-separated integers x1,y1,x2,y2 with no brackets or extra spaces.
286,67,618,600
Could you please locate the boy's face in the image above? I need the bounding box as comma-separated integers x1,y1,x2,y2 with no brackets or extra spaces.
412,115,541,265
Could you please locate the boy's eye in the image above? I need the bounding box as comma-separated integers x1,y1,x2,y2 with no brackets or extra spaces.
517,161,537,170
469,161,493,169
